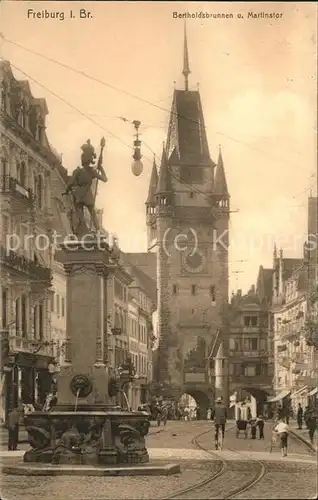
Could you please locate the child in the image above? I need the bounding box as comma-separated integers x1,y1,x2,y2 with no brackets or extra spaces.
274,418,289,457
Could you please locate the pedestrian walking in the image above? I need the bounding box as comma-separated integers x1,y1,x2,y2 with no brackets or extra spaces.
161,405,168,426
256,415,265,439
184,406,189,422
296,403,303,429
277,405,284,420
8,405,24,451
211,397,227,450
304,406,310,428
307,412,317,445
274,418,289,457
196,406,201,420
249,418,257,439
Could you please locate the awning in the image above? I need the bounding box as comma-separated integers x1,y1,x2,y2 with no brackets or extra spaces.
291,386,308,399
308,387,318,397
267,390,291,403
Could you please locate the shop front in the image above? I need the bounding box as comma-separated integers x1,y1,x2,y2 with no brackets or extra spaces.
2,351,53,422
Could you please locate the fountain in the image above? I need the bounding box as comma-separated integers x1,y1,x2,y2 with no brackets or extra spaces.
4,139,180,477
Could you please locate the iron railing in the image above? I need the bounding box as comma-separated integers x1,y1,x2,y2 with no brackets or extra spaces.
0,175,34,202
0,246,51,282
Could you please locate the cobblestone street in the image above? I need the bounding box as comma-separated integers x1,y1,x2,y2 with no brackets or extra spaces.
1,421,316,500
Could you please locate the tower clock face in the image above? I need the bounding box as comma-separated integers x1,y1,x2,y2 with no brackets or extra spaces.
184,250,206,273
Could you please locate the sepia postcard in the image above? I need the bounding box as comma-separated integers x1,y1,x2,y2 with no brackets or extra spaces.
0,1,317,499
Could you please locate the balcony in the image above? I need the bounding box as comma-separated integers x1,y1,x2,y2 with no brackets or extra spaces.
230,374,271,388
279,324,299,340
291,352,307,364
0,175,34,207
0,246,51,283
229,350,268,358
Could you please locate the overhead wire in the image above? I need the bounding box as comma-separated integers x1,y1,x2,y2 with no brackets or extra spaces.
1,34,307,171
2,38,313,214
4,59,231,208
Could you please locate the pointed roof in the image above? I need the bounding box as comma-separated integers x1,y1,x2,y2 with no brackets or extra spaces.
182,23,191,91
214,147,229,197
166,90,212,165
156,143,173,195
146,157,158,205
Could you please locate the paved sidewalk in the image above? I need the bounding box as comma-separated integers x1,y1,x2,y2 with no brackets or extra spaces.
290,425,318,452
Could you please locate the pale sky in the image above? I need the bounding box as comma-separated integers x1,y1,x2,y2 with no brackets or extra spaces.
1,1,317,293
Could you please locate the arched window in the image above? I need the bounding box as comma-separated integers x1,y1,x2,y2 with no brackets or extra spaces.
1,156,8,188
19,161,26,187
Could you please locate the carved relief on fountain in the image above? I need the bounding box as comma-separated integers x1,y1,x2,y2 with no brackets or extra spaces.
23,411,150,465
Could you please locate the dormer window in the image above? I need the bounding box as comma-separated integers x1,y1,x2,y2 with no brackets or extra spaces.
21,100,28,128
16,96,27,127
35,112,45,143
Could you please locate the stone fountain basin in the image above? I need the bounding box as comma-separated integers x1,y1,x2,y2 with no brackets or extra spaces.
23,409,151,465
24,410,150,444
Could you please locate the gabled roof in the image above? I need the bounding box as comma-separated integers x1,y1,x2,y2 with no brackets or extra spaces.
123,252,156,282
123,261,157,306
166,89,212,166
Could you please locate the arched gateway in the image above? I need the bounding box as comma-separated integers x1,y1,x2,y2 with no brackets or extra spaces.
178,389,212,419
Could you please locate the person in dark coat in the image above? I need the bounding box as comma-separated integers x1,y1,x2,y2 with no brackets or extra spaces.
297,403,303,430
277,405,284,420
307,412,317,445
249,418,257,439
304,406,310,428
256,415,265,439
7,405,24,451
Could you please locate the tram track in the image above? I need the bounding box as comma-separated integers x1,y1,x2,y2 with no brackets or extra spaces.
162,424,316,500
162,426,267,499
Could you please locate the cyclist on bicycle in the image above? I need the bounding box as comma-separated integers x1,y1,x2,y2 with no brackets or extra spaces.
211,396,227,450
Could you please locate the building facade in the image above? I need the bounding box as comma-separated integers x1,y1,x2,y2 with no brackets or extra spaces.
227,266,274,415
125,261,156,409
272,244,318,413
147,32,230,412
0,61,60,420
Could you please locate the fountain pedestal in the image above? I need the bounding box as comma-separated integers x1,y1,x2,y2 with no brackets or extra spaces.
21,239,150,467
56,239,111,406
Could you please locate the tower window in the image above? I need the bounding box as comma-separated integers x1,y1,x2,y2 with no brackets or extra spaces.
172,284,178,295
191,285,197,296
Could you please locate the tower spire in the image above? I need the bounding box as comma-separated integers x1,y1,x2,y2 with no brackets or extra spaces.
182,22,191,91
